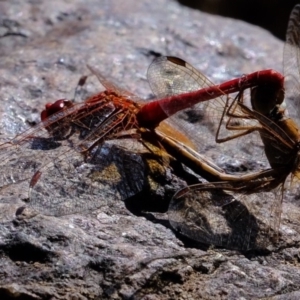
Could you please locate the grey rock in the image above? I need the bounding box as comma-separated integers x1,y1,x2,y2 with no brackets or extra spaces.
0,0,299,299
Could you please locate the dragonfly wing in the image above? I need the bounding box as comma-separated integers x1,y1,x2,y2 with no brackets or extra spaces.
0,89,146,216
147,56,211,98
147,55,232,132
283,4,300,123
168,181,282,250
0,145,42,188
87,64,141,102
148,56,266,173
28,140,146,216
0,130,67,190
0,98,106,188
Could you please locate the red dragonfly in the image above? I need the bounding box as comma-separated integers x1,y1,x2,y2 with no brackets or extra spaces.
141,5,300,250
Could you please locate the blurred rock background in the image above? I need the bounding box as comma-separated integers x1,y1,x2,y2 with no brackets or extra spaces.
179,0,299,40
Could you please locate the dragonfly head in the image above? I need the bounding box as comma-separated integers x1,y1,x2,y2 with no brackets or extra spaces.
41,99,73,122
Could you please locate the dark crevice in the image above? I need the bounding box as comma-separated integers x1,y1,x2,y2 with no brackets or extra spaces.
0,289,40,300
160,270,183,284
178,0,299,40
1,241,53,263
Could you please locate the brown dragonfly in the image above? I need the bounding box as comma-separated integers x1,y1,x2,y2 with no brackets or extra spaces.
143,5,300,250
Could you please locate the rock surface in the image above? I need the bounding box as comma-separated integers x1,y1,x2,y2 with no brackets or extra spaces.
0,0,300,299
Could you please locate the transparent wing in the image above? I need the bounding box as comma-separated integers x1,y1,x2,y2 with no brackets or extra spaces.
148,56,268,173
283,4,300,124
28,139,146,216
148,56,210,98
0,98,117,189
87,64,141,102
168,180,282,250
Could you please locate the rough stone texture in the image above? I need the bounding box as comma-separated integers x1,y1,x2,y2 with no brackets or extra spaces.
0,0,299,299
